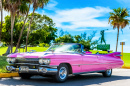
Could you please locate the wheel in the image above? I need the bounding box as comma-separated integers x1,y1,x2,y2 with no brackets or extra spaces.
55,64,69,82
19,73,32,79
102,69,112,77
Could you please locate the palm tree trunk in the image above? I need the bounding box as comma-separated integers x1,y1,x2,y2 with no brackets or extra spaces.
11,14,15,53
25,8,35,52
116,28,119,52
0,0,2,43
14,4,30,53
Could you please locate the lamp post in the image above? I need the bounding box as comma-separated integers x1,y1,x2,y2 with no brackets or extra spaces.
120,42,125,60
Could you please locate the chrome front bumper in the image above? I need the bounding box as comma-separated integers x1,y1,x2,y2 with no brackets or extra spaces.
6,66,58,74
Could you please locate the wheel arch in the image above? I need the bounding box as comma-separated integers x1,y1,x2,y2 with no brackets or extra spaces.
59,63,73,74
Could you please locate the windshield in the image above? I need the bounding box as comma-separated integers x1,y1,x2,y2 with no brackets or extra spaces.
46,43,82,53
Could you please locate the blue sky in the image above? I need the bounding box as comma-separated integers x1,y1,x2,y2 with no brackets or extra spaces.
2,0,130,52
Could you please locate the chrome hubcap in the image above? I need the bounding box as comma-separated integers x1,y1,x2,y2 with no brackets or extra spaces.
59,67,67,80
106,69,112,75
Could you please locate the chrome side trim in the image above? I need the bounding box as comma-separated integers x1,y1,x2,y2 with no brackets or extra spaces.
73,70,105,75
72,63,123,66
115,55,122,56
40,65,58,68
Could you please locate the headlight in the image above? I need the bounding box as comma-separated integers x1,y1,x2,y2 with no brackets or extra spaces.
6,58,16,63
39,59,50,65
11,58,16,63
6,58,10,63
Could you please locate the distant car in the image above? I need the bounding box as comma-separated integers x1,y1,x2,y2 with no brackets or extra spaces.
6,43,123,82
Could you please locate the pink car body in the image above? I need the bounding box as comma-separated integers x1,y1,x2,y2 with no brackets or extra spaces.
6,43,123,82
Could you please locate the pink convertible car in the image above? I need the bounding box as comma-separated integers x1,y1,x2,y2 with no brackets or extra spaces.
6,43,123,82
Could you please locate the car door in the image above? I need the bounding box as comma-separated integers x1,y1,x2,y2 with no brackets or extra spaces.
82,54,101,72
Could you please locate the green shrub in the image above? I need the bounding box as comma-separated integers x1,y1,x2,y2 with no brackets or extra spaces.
39,43,49,47
0,56,10,73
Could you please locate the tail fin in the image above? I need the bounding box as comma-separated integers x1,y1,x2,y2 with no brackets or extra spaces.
107,52,122,59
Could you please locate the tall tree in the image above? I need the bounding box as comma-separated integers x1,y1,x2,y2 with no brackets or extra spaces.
3,0,30,53
0,0,3,43
25,0,49,52
1,15,28,54
26,13,56,45
109,7,129,52
14,3,30,53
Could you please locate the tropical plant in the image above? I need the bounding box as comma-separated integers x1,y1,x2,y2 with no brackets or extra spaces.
109,7,129,52
0,0,3,43
1,15,28,54
15,3,30,53
3,0,31,53
55,31,100,50
2,14,56,54
25,0,50,52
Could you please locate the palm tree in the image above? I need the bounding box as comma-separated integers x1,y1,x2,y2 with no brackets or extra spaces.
25,0,49,52
0,0,3,43
109,7,129,52
3,0,30,53
3,0,21,53
14,3,31,53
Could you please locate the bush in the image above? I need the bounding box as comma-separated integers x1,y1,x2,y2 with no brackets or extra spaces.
0,56,10,73
39,43,50,47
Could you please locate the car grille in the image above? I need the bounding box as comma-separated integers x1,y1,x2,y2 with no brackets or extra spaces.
16,58,39,64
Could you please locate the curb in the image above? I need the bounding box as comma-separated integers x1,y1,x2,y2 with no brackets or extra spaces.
122,64,130,69
0,72,19,78
122,66,130,69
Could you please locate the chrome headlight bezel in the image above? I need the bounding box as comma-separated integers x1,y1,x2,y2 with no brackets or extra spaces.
6,58,16,63
11,58,16,63
6,58,10,63
39,59,50,65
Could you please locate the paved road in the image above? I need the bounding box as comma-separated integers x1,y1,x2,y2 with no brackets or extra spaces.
0,69,130,86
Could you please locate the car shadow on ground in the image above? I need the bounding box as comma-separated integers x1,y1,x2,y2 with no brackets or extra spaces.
0,73,130,86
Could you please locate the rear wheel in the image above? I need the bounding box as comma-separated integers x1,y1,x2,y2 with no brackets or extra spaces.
19,73,32,79
102,69,112,77
55,64,69,82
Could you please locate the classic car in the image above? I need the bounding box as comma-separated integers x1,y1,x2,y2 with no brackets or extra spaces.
6,43,123,82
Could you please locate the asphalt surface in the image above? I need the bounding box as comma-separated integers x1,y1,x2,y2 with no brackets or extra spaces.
0,69,130,86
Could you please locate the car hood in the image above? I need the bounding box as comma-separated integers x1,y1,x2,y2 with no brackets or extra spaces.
7,52,53,58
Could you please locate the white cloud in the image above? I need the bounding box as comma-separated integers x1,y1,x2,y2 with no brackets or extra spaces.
116,0,130,8
120,39,128,42
47,6,112,30
122,45,130,53
117,0,130,3
44,0,58,10
74,28,92,31
92,36,100,40
106,29,117,33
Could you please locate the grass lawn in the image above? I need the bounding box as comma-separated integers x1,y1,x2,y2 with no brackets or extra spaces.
89,50,113,54
123,53,130,67
0,47,48,56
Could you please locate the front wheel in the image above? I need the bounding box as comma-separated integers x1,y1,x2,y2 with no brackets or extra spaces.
55,64,69,82
102,69,112,77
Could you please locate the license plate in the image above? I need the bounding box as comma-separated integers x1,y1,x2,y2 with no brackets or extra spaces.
19,66,29,72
